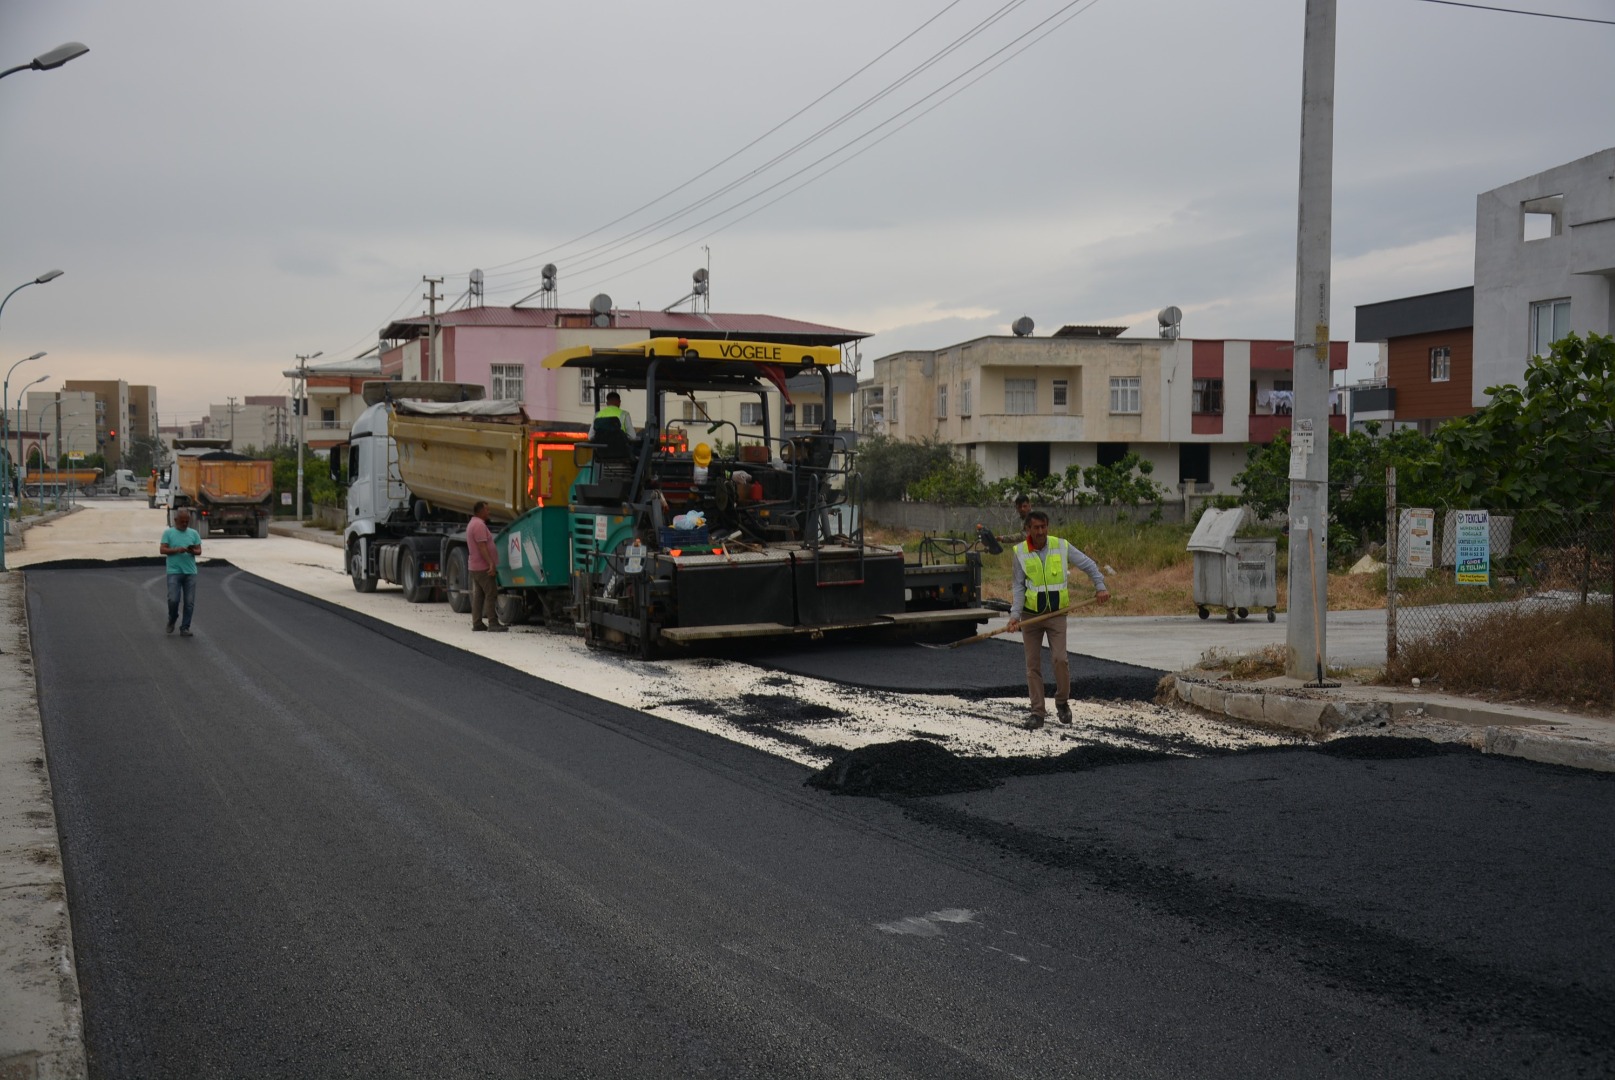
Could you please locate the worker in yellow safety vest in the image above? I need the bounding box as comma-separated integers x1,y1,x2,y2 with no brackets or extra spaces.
1006,510,1109,729
588,391,637,440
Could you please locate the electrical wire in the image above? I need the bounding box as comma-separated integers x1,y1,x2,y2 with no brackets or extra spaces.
488,0,1030,292
1416,0,1615,24
549,0,1105,299
306,282,421,363
475,0,975,281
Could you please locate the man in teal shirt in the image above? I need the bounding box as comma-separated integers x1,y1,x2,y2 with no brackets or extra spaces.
160,508,202,636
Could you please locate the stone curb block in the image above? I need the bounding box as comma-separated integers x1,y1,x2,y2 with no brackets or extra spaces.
1482,727,1615,774
1167,674,1615,773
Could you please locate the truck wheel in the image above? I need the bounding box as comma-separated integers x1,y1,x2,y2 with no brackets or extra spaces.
119,487,133,497
400,547,431,603
444,546,471,614
349,542,379,593
255,515,270,539
495,594,527,628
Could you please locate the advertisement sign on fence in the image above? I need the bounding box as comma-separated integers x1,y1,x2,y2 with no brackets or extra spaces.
1454,509,1491,585
1403,508,1434,571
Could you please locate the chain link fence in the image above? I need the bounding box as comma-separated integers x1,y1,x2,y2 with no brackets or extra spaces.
1384,477,1614,708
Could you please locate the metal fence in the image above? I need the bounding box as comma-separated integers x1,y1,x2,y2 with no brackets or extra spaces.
1384,477,1614,681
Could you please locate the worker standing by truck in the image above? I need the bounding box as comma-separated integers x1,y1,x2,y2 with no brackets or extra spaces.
466,501,506,633
160,508,202,637
1006,511,1109,729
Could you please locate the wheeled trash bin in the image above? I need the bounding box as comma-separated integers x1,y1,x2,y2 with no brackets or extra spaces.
1187,507,1278,622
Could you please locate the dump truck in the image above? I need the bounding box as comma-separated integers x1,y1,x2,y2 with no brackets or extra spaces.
170,438,275,537
336,338,987,655
22,468,101,496
339,381,587,620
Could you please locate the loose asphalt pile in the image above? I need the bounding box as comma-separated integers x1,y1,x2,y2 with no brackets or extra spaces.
804,733,1482,798
754,638,1166,701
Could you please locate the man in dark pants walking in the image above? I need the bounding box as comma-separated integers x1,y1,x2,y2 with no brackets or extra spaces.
467,500,507,632
159,508,202,636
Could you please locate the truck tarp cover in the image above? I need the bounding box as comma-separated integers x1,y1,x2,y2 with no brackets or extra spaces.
394,399,526,419
189,451,256,462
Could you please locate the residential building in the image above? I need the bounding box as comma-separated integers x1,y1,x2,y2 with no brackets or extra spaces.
302,350,384,453
373,305,864,435
869,326,1347,492
63,380,154,465
1473,146,1615,405
1351,287,1474,434
206,396,290,451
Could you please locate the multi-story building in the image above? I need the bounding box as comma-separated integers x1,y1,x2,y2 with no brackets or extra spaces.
1352,146,1615,431
62,380,152,465
1350,287,1474,434
869,325,1347,493
1473,146,1615,405
371,305,864,438
301,351,384,454
17,389,98,465
202,396,290,451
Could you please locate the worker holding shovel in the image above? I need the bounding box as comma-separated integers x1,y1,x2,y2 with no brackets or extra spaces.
1007,510,1109,729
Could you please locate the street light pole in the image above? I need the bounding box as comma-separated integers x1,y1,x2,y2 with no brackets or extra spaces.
294,351,322,523
0,270,63,572
14,375,52,486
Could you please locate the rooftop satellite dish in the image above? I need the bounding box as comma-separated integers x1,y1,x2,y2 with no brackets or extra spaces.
1012,316,1035,337
1158,306,1183,340
693,268,708,283
470,269,484,287
590,292,614,327
542,263,557,278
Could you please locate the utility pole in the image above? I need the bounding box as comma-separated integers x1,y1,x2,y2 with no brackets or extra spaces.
423,276,444,380
1285,0,1337,682
226,396,238,446
293,351,322,524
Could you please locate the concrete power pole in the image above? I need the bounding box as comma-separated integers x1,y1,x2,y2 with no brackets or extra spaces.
293,351,322,525
423,276,444,381
1285,0,1337,683
226,396,238,447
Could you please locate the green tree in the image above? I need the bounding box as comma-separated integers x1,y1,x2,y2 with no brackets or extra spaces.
855,435,958,501
125,435,165,477
1434,332,1615,516
1079,452,1168,508
909,455,990,504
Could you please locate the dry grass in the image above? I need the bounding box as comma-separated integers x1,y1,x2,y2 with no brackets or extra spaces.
1384,603,1613,714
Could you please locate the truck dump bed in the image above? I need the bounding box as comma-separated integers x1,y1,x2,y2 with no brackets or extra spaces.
389,404,587,522
176,454,273,505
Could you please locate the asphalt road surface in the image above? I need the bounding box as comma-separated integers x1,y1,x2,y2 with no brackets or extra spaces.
31,564,1615,1079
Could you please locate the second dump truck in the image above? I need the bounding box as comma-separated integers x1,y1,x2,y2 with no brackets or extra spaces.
338,337,987,654
170,438,275,537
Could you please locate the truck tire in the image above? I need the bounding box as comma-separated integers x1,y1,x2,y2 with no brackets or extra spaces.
400,547,432,603
444,545,471,614
255,515,270,539
349,542,379,593
119,487,133,497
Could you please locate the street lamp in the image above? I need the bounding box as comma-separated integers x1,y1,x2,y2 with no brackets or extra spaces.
0,42,90,81
15,373,50,489
0,270,62,571
294,351,321,523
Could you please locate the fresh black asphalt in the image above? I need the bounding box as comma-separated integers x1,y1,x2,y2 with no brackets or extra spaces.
29,564,1615,1078
749,638,1166,700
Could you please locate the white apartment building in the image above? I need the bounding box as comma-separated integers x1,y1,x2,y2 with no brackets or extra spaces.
868,326,1347,493
1473,146,1615,406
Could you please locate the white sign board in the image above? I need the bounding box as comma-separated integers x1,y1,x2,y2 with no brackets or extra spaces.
280,492,293,506
1403,508,1434,570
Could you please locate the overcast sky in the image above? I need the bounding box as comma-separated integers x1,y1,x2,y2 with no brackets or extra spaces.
2,0,1611,423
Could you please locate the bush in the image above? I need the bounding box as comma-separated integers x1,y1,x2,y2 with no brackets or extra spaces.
909,456,990,505
855,435,959,501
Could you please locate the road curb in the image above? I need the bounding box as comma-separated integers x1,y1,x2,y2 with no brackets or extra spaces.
267,522,344,549
1165,673,1615,773
0,573,88,1079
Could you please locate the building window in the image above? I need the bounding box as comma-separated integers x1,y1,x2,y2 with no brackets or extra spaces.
936,385,948,419
1004,378,1035,415
1429,346,1451,382
740,402,764,426
889,385,899,424
1531,298,1571,357
579,367,596,406
681,400,710,422
321,408,336,425
491,364,524,401
1192,378,1223,414
1051,379,1068,411
801,403,825,428
959,379,972,417
1109,377,1140,415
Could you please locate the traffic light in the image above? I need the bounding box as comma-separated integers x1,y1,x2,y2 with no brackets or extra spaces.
108,429,117,439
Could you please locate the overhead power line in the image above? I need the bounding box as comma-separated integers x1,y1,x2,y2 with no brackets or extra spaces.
560,0,1105,300
1417,0,1615,24
477,0,974,280
492,0,1104,302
